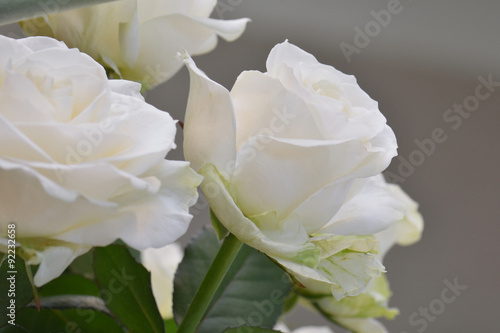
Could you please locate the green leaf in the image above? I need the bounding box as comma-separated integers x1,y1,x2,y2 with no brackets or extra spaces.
0,325,29,332
68,249,95,280
173,227,222,325
0,0,120,26
224,327,283,333
0,255,34,327
0,307,123,333
93,245,164,333
210,209,229,240
174,228,292,333
39,274,100,297
113,239,142,263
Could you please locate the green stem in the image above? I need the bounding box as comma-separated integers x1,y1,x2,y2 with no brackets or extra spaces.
24,261,40,311
177,233,243,333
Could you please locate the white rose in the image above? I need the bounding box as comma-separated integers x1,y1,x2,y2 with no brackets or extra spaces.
298,175,423,333
307,274,396,333
0,35,202,286
141,243,183,319
21,0,250,89
374,181,424,256
181,41,404,299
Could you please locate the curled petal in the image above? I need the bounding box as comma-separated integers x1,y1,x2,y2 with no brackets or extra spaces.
182,54,237,175
198,163,319,265
320,175,405,236
275,236,384,300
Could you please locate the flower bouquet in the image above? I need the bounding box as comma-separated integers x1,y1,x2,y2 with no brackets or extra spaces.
0,1,423,332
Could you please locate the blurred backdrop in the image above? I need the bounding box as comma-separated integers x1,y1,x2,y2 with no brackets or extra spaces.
2,1,499,332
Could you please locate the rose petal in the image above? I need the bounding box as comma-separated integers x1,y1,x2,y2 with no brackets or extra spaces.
320,175,405,236
197,163,318,262
33,245,91,286
275,248,384,300
119,3,141,68
282,178,354,234
141,243,183,319
138,0,217,21
0,35,33,70
231,70,323,148
55,160,202,249
0,114,54,163
123,14,249,86
182,54,237,175
0,70,58,122
18,36,68,52
0,158,115,239
266,41,320,76
232,136,395,219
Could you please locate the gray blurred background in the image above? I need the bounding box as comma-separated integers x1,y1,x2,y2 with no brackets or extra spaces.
2,1,499,332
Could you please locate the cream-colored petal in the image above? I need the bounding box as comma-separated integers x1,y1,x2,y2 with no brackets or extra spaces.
320,175,405,236
121,14,248,86
282,178,354,234
0,158,115,239
137,0,217,22
390,184,424,246
141,243,183,319
231,70,323,148
33,245,91,286
232,137,394,220
118,3,141,68
374,182,424,258
314,275,398,321
0,35,33,70
275,248,384,300
266,41,320,77
197,163,319,264
55,160,202,249
182,55,237,175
